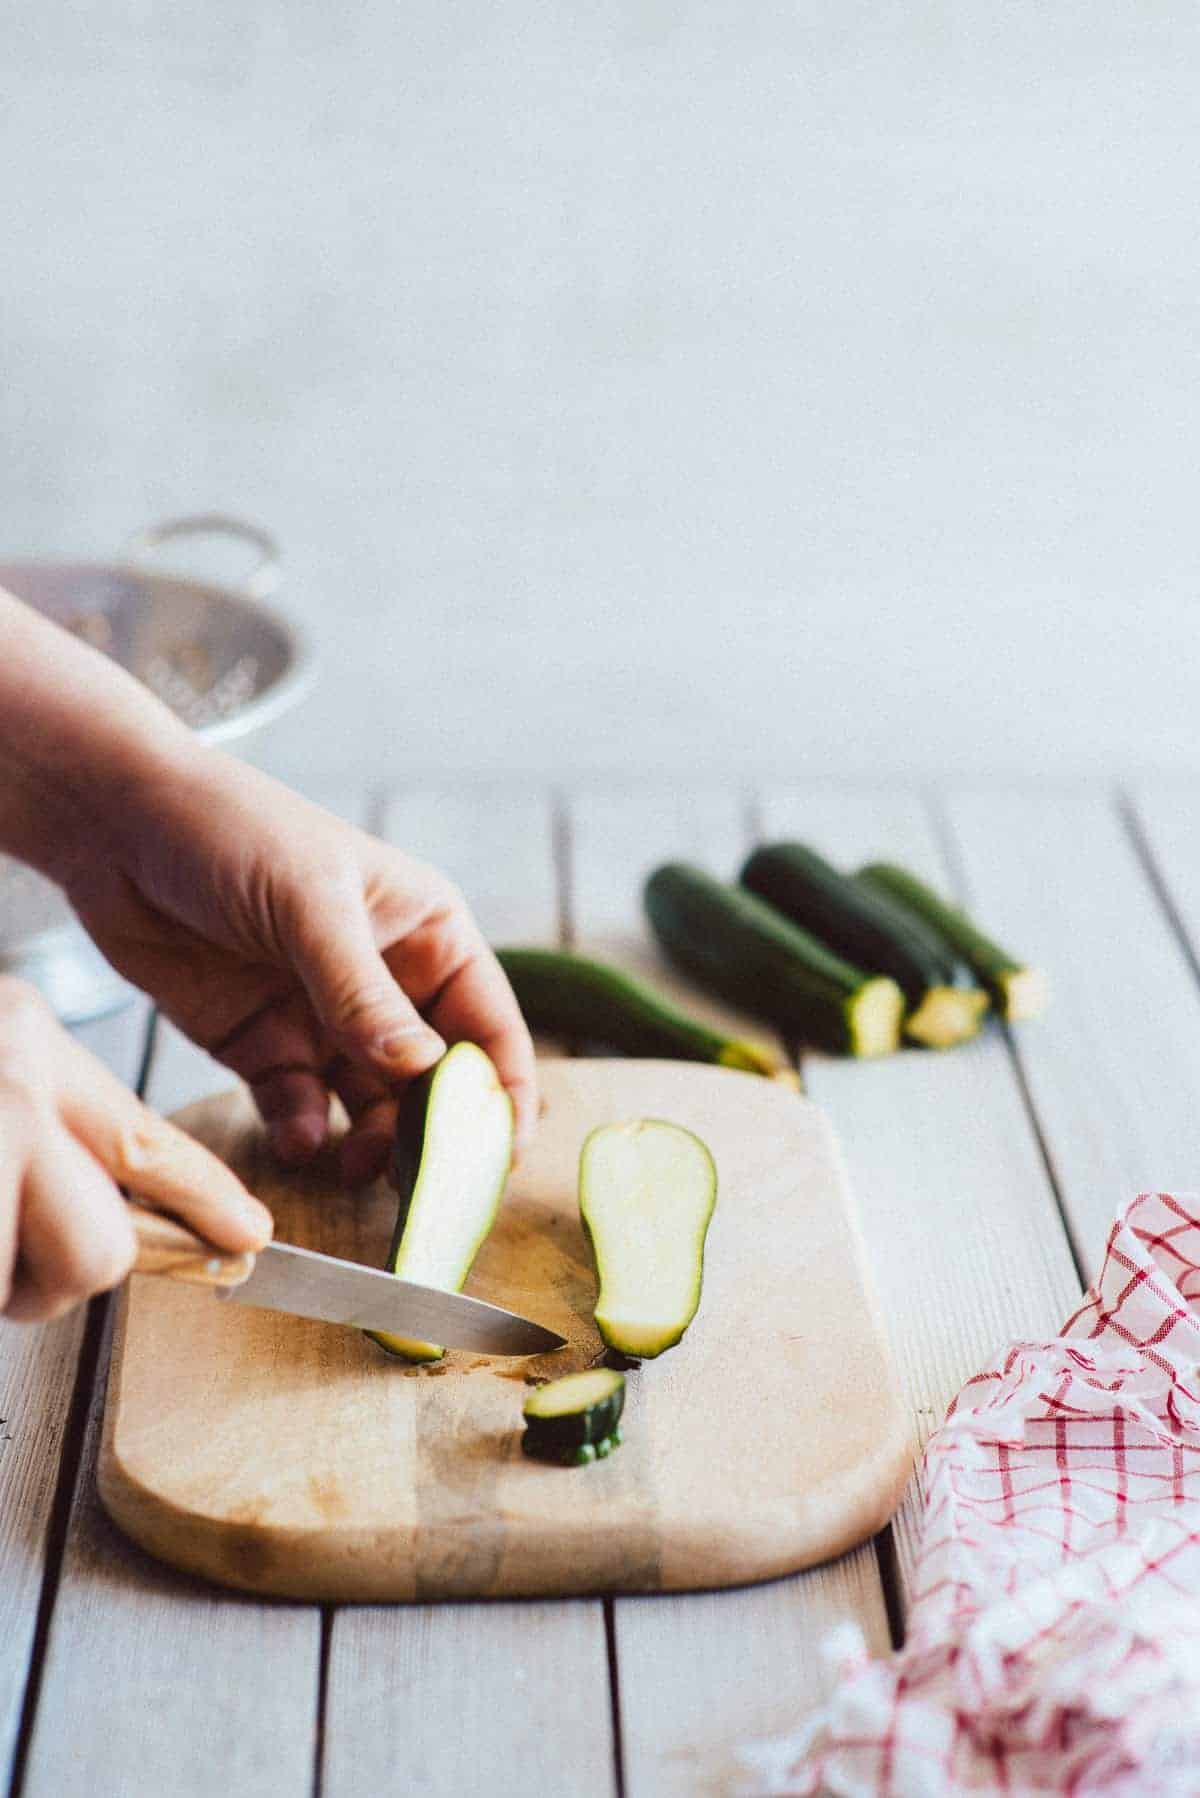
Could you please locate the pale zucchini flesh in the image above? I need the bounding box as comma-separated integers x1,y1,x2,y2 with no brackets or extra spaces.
369,1042,514,1363
580,1118,717,1360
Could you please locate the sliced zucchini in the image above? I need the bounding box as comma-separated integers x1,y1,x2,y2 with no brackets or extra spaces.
644,863,904,1056
368,1042,514,1363
857,863,1047,1023
740,843,988,1050
495,945,799,1084
522,1369,626,1465
580,1118,717,1359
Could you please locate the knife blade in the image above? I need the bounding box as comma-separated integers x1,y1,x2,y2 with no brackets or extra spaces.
220,1238,566,1354
127,1205,566,1356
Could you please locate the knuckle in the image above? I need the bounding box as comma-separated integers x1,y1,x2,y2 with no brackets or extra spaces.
112,1109,168,1179
61,1223,135,1300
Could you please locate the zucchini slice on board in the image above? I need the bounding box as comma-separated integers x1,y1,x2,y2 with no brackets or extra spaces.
522,1369,626,1465
857,863,1047,1023
495,945,799,1085
580,1118,717,1359
368,1042,514,1363
740,842,988,1050
644,862,904,1057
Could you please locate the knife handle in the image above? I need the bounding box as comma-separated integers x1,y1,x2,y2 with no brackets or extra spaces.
128,1204,256,1289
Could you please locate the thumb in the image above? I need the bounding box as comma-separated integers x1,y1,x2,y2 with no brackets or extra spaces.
289,892,446,1076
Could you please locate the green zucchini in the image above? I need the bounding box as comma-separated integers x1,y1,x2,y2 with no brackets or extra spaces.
368,1042,514,1363
740,843,988,1050
580,1117,717,1359
522,1369,626,1465
857,863,1047,1023
644,863,904,1056
495,945,799,1084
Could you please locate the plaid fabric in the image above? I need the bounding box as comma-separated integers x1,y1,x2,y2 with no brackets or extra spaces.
742,1192,1200,1797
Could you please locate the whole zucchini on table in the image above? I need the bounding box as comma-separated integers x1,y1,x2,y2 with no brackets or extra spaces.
495,945,798,1084
857,863,1047,1023
367,1042,514,1363
644,862,904,1057
740,842,988,1049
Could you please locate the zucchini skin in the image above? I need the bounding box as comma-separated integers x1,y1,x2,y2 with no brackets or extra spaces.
496,946,788,1079
643,863,903,1056
857,863,1046,1022
368,1044,513,1363
741,843,958,1006
522,1370,626,1465
740,843,988,1049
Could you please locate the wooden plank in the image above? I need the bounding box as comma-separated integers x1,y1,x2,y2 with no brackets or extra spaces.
18,991,322,1793
18,1302,320,1798
0,997,151,1786
323,785,615,1797
947,783,1200,1274
567,784,890,1798
755,786,1081,1596
326,1602,611,1797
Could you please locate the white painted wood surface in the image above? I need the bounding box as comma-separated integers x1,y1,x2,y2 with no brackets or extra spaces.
8,777,1199,1798
0,999,149,1788
321,785,615,1795
945,786,1200,1278
755,787,1081,1594
18,997,320,1798
567,786,891,1797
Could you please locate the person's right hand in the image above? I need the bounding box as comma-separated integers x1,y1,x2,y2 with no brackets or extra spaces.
0,978,273,1323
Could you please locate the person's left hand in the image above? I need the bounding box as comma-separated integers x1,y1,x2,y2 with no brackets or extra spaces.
64,750,537,1184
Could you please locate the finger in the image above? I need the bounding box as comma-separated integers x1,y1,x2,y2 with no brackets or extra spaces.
285,886,446,1077
324,1059,396,1187
421,949,539,1154
5,1126,135,1323
0,1093,29,1312
250,1068,331,1164
206,993,332,1164
55,1039,273,1253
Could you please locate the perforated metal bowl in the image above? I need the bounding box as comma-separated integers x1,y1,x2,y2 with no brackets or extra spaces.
0,515,313,1021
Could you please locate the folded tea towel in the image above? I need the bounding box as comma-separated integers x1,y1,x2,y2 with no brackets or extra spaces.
741,1191,1200,1797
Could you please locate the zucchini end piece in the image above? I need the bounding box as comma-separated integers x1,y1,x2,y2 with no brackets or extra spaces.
996,965,1046,1022
845,977,905,1057
904,985,989,1050
522,1369,626,1464
716,1039,793,1081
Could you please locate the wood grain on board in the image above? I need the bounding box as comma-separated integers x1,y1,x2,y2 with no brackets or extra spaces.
99,1060,908,1600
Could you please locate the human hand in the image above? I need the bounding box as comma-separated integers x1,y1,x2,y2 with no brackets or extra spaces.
0,978,272,1322
62,749,538,1183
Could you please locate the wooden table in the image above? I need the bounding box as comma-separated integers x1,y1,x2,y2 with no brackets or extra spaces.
6,778,1200,1797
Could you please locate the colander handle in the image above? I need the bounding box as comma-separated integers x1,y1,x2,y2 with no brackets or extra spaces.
122,514,282,600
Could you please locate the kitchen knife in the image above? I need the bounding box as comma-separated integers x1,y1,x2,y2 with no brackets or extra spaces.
128,1205,567,1356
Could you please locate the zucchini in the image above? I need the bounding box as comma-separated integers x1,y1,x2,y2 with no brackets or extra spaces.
857,863,1047,1023
740,843,988,1050
522,1369,626,1465
644,863,904,1056
495,945,799,1084
368,1042,514,1362
579,1117,717,1359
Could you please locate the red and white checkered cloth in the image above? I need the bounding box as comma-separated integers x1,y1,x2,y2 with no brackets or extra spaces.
742,1192,1200,1797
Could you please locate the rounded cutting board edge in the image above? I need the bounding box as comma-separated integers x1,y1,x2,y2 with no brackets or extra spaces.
98,1060,912,1601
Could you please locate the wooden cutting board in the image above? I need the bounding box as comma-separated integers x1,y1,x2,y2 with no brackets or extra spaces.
99,1060,911,1601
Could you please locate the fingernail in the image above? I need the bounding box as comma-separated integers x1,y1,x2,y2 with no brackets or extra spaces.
270,1116,325,1163
242,1198,275,1244
374,1026,446,1065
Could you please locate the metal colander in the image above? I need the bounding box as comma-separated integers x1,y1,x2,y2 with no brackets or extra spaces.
0,514,313,1020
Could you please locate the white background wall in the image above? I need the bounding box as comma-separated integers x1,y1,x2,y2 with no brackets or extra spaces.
3,2,1198,781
